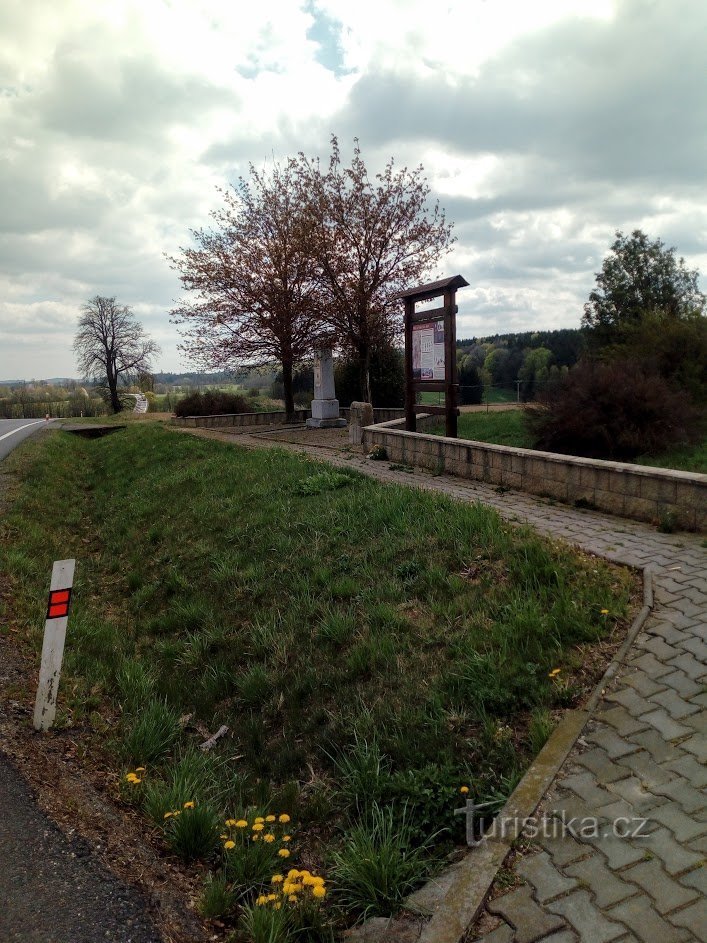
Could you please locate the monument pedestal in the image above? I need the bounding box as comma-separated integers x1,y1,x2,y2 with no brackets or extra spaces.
306,347,347,429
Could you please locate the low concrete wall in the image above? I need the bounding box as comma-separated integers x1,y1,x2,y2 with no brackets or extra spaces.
341,407,405,423
362,422,707,531
174,410,309,428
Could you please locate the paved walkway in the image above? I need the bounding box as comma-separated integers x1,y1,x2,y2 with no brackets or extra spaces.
181,426,707,943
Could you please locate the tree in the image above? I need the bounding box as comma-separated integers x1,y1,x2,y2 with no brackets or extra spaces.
169,161,325,420
334,345,405,408
73,297,160,414
583,230,705,346
296,137,454,404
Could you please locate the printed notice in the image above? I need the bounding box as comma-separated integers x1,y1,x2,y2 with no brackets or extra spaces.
412,320,445,380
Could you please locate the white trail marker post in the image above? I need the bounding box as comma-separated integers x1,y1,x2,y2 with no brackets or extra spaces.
33,559,76,732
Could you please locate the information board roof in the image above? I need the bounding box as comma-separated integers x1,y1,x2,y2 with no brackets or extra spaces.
397,275,469,302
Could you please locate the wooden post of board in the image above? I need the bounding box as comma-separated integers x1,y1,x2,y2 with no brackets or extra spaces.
399,275,468,438
33,559,76,731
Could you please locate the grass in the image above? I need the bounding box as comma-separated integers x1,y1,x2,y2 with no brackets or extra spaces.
427,409,706,472
428,410,533,449
0,424,635,926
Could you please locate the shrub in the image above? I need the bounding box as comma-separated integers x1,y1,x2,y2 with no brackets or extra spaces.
174,389,248,417
525,360,703,461
164,802,222,862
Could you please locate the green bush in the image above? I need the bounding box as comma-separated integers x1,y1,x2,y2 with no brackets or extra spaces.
526,360,702,460
164,802,221,862
122,699,181,764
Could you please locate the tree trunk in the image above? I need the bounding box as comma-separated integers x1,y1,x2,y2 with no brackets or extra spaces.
359,347,372,404
282,357,295,422
107,363,121,414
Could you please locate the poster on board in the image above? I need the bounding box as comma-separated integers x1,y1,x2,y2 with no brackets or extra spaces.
412,320,445,380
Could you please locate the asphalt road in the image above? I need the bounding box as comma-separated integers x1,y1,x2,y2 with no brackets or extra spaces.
0,755,162,943
0,418,52,461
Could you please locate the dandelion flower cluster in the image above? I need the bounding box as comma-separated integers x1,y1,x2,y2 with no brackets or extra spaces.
220,812,294,853
124,767,145,785
255,869,327,907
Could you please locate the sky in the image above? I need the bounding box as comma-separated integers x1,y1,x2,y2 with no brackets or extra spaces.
1,0,706,381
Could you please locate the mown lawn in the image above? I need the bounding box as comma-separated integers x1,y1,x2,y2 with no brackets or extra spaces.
0,425,635,936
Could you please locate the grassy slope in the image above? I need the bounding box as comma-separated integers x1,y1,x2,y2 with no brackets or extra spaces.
428,409,707,472
0,426,633,869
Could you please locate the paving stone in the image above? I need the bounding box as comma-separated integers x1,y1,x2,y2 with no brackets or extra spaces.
562,772,618,809
681,636,707,662
637,708,692,742
681,711,707,735
648,803,707,842
667,653,706,682
546,890,625,942
651,778,707,814
575,748,633,784
580,831,646,871
626,652,674,680
638,634,682,662
537,832,590,867
678,733,707,764
597,706,650,737
664,754,707,788
639,827,704,875
666,899,707,940
678,865,707,896
648,688,700,720
687,832,707,855
629,728,681,763
647,622,691,646
516,852,578,903
564,854,637,908
536,933,578,943
617,750,676,787
586,728,641,760
605,686,655,717
621,670,667,699
487,885,566,943
659,671,703,700
605,775,667,813
607,894,690,942
622,859,699,914
474,923,514,943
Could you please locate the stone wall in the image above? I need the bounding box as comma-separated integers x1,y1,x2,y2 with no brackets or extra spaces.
174,410,309,428
362,422,707,531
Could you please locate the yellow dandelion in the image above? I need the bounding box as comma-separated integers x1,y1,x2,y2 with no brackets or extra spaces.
283,835,291,842
183,801,195,809
267,894,277,902
278,814,291,823
132,777,142,784
225,818,237,827
252,822,265,832
125,773,138,782
235,819,248,828
252,834,260,842
311,876,325,887
135,767,146,773
302,874,315,886
254,816,265,824
312,885,326,899
271,875,284,884
219,833,228,840
287,870,300,879
274,902,282,910
288,895,298,903
600,609,609,615
265,814,276,823
278,848,290,858
163,812,174,819
549,668,561,678
459,786,469,794
256,895,268,906
263,833,275,843
224,840,236,850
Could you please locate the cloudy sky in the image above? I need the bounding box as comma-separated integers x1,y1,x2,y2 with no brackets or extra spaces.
1,0,705,380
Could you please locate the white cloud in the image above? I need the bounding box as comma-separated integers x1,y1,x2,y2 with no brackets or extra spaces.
0,0,704,380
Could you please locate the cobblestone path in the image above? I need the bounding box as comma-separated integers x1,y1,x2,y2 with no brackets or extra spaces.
181,427,707,943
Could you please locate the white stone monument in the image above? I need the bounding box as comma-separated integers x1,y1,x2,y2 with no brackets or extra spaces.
306,347,346,428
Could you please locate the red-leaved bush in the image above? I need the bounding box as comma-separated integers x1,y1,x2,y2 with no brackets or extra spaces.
525,361,703,461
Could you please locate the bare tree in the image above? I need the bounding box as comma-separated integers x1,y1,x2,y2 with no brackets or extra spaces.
169,161,325,420
73,297,160,413
296,137,455,403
